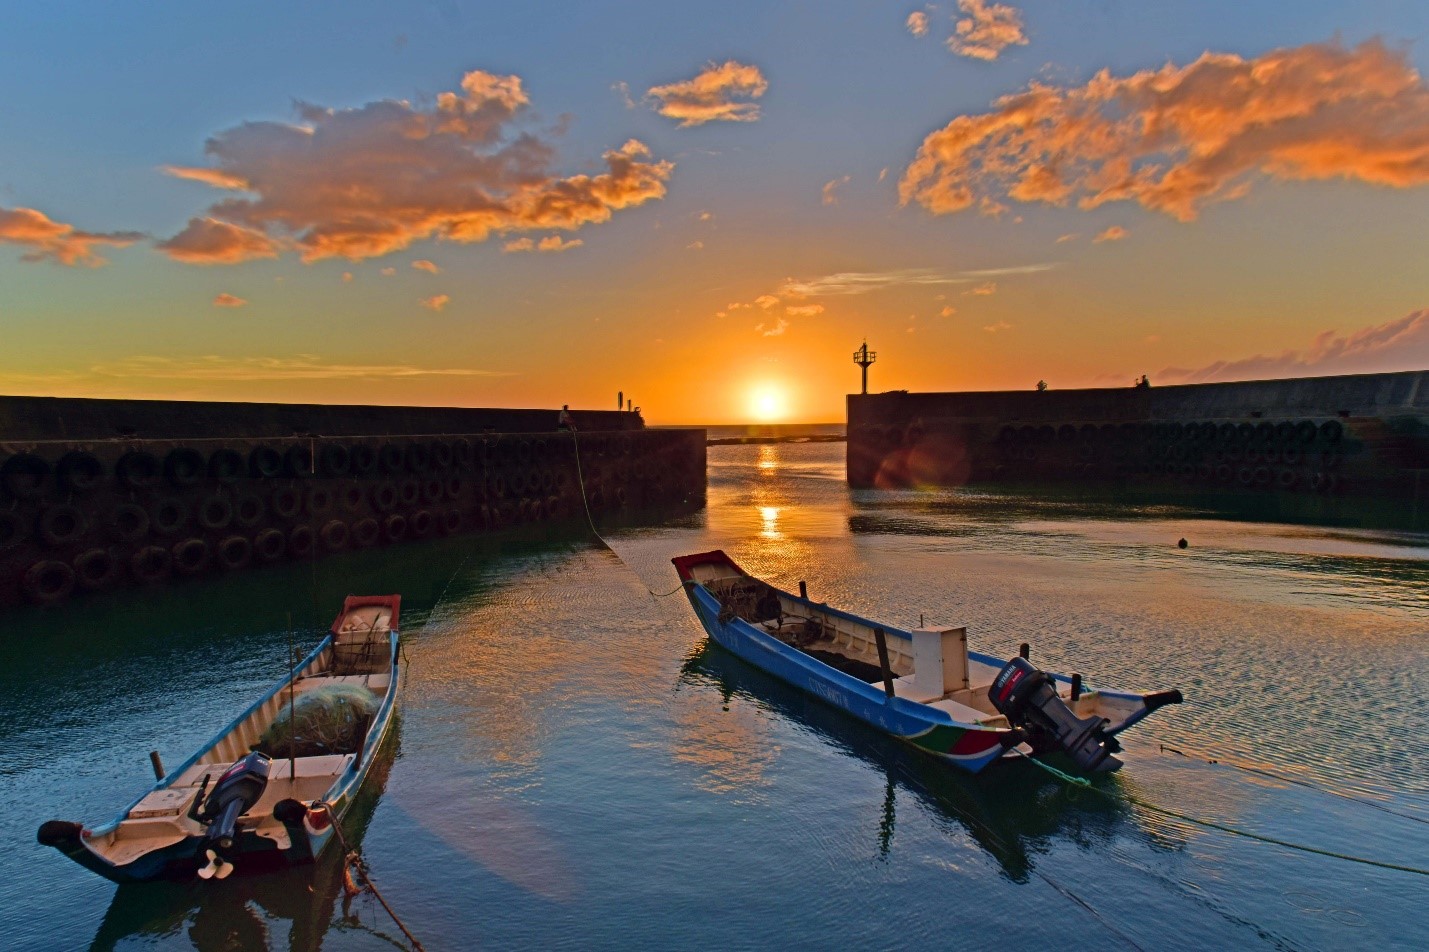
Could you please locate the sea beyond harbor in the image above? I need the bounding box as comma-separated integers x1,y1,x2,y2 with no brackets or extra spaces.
4,436,1427,950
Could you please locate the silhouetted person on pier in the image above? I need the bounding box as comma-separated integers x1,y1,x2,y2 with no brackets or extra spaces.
558,405,574,431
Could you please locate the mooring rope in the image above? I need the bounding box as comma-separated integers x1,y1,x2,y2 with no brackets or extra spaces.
1008,749,1429,877
569,430,690,599
319,802,427,951
1155,742,1429,826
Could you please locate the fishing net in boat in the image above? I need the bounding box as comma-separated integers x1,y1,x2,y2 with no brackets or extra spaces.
253,684,376,758
715,578,783,625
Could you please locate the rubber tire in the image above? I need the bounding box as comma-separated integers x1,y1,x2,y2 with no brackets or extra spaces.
130,545,173,583
234,493,265,528
320,519,349,551
2,453,50,499
164,448,205,489
288,525,315,558
38,505,88,547
74,548,120,589
197,495,234,531
217,535,252,570
209,447,246,484
24,560,75,604
254,528,286,563
318,443,351,477
383,514,407,542
151,498,189,535
352,518,380,547
350,443,378,476
57,451,105,494
250,445,284,478
172,538,211,576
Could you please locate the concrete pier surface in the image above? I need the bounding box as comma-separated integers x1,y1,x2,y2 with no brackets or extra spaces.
0,395,705,607
847,370,1429,529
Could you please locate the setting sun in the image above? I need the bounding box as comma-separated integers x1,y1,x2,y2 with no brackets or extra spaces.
750,384,789,421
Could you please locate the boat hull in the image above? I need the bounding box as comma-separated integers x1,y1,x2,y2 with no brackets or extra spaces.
40,597,402,884
681,579,1010,773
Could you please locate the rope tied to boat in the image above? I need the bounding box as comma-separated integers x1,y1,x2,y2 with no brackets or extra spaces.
1155,741,1429,826
1008,749,1429,877
569,431,692,598
315,802,427,951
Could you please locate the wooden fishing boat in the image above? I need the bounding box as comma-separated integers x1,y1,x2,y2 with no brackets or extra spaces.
672,552,1182,774
38,595,402,883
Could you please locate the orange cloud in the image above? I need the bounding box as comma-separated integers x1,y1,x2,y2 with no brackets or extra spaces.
902,39,1429,221
756,317,789,337
0,205,142,266
907,12,930,38
212,293,247,307
503,235,583,253
949,0,1028,61
966,281,997,296
160,165,250,190
785,304,825,317
380,266,396,276
983,320,1012,332
821,175,851,205
1055,233,1080,243
412,259,441,273
1158,308,1429,383
1094,225,1128,242
420,294,450,311
646,61,768,126
160,70,672,264
940,305,957,316
157,216,280,264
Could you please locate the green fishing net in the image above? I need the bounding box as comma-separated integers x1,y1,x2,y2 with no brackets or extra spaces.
254,684,376,758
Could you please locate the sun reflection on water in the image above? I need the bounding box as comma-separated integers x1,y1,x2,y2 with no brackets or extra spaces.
760,506,781,539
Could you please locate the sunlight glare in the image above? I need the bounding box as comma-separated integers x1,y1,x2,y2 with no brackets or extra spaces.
750,384,788,422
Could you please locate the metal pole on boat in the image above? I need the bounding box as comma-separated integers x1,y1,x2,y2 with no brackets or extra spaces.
1019,642,1030,660
287,613,297,784
873,628,896,700
148,750,165,782
799,581,807,599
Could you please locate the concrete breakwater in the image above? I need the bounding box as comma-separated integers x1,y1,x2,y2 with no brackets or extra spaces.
847,370,1429,528
0,396,705,607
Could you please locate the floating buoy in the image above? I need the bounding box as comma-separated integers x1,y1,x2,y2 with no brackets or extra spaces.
1177,538,1188,549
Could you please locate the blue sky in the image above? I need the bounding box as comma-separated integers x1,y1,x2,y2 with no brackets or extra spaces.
3,1,1428,421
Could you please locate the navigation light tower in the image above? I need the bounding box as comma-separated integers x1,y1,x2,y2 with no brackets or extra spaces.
852,341,876,394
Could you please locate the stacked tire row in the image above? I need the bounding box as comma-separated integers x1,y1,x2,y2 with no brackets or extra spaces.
0,430,705,607
990,417,1350,491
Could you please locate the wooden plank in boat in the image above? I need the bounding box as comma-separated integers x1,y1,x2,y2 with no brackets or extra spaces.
129,787,197,819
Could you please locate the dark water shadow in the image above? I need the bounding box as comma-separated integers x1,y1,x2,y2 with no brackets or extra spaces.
677,640,1133,883
86,719,402,952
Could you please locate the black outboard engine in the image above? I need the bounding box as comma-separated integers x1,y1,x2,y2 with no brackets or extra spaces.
989,657,1122,773
190,751,271,878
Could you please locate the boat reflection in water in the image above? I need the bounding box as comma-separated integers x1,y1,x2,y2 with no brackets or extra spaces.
87,718,401,952
678,640,1136,882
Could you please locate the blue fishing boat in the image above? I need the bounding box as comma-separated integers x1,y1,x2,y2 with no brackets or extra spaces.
673,551,1182,774
38,595,402,883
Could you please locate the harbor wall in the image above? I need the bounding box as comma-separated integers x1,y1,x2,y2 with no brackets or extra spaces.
847,370,1429,526
0,396,706,607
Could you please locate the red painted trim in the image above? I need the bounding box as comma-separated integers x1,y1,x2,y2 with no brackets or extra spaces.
332,594,402,634
671,550,746,583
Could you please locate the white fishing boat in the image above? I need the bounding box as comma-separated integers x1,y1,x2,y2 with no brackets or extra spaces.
38,595,401,883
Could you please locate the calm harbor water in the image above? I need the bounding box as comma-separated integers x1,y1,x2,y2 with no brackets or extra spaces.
5,438,1428,951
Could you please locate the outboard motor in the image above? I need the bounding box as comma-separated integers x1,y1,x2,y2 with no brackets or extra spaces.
990,657,1122,773
189,751,271,878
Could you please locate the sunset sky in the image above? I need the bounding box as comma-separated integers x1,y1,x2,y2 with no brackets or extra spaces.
3,1,1428,423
